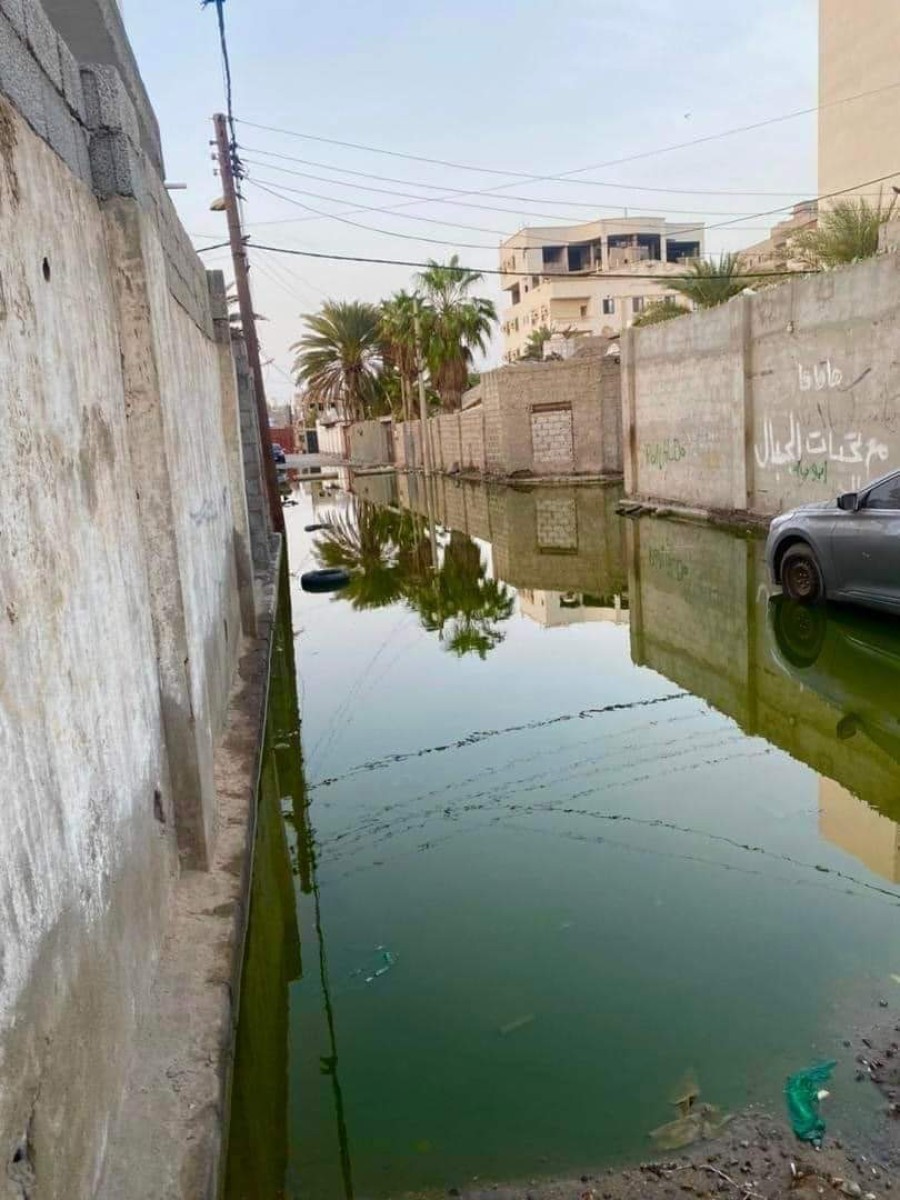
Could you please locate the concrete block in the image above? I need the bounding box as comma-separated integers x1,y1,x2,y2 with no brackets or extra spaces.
42,77,90,184
21,0,59,89
0,0,25,39
80,62,138,145
88,127,144,200
56,32,83,118
0,9,46,138
207,270,228,323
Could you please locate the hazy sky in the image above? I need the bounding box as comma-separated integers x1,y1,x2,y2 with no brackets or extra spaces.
125,1,818,400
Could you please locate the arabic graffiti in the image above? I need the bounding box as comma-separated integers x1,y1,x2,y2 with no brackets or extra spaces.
790,460,828,485
798,360,843,392
755,412,889,477
643,438,687,470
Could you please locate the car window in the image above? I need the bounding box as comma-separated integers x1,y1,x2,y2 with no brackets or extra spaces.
864,476,900,510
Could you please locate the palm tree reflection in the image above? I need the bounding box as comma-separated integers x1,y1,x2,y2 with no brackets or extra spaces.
314,502,514,658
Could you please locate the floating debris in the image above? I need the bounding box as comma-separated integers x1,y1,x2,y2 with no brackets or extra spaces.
649,1072,730,1150
499,1014,536,1037
649,1103,730,1151
670,1069,701,1116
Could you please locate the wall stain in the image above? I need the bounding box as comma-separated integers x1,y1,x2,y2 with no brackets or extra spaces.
0,97,20,208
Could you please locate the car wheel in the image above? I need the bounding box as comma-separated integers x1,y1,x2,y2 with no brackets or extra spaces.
770,596,826,667
781,545,825,605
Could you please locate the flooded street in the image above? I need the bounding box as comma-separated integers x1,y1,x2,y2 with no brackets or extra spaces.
242,476,900,1199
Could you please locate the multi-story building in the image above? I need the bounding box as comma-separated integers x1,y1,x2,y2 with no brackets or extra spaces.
499,217,704,362
740,201,818,273
819,0,900,200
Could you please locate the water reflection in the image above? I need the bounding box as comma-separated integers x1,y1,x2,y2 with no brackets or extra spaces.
626,516,900,880
313,500,515,659
258,479,900,1197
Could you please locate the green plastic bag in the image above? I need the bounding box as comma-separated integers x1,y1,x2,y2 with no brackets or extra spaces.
785,1061,837,1144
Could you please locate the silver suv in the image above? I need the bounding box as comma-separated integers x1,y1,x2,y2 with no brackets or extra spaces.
766,468,900,613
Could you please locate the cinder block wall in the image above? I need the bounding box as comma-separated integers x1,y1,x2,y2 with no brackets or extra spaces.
0,2,266,1192
391,357,622,479
623,258,900,516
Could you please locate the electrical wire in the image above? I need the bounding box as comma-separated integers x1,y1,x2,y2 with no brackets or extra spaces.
202,0,237,152
245,175,781,252
238,147,780,214
238,155,775,221
246,177,504,250
235,77,900,193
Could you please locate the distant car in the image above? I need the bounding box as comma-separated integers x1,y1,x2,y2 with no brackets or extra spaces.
272,443,286,465
766,467,900,614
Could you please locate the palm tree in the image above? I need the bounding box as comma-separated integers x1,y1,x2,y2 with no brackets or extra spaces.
667,253,750,310
633,298,691,328
416,256,497,411
522,325,554,360
380,291,420,421
794,196,896,268
292,301,382,421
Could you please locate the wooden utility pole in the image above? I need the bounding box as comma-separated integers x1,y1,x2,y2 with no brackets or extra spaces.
213,113,284,534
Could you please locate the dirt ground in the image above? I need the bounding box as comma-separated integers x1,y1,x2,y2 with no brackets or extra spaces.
403,1005,900,1200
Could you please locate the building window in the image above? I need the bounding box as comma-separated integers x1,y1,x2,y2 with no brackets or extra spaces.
532,275,540,288
510,284,521,306
579,304,589,318
632,297,645,314
602,298,616,315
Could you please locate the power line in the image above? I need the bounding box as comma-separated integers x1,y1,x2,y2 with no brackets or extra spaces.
201,1,237,152
244,174,778,254
239,145,796,208
245,177,504,250
235,77,900,194
239,154,767,219
230,243,806,282
242,168,515,236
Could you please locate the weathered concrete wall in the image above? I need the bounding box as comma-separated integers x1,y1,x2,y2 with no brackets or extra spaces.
388,357,622,479
0,1,268,1191
623,256,900,515
347,417,393,466
315,420,348,458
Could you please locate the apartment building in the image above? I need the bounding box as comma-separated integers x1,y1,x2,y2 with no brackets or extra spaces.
819,0,900,200
499,217,704,362
740,201,818,272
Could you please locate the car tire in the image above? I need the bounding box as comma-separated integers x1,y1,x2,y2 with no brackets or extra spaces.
300,568,351,594
770,596,826,667
781,545,825,606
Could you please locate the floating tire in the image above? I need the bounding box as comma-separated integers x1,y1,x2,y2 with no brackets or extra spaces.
300,568,351,594
304,523,327,532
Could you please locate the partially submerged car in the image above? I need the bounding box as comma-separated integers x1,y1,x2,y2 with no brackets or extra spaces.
766,467,900,614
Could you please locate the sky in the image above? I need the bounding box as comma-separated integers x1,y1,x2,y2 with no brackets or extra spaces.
124,1,819,402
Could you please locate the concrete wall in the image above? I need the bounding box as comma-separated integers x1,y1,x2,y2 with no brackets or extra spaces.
347,417,393,466
315,420,347,458
0,2,267,1191
623,256,900,516
387,356,622,479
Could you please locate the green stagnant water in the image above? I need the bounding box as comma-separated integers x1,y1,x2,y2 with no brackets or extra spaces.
227,475,900,1199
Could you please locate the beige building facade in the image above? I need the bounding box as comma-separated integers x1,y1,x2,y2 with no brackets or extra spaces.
499,218,704,362
819,0,900,200
740,201,818,272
